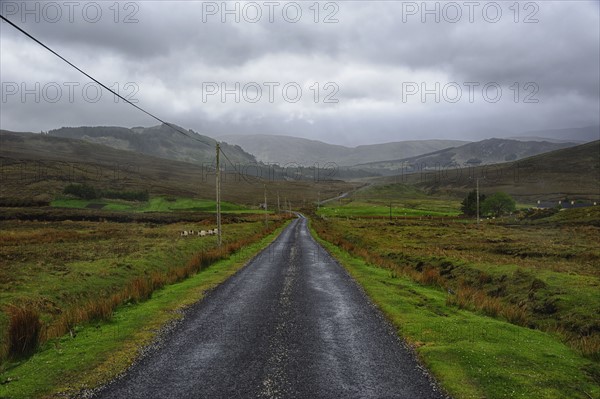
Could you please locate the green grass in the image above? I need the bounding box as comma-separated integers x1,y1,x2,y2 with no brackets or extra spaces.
313,215,600,352
310,225,600,399
0,219,261,311
50,196,266,214
353,182,430,200
317,184,462,217
141,197,251,213
0,221,290,398
318,200,460,217
0,215,288,366
323,183,548,219
535,206,600,225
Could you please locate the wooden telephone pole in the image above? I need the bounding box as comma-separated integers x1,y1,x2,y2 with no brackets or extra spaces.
317,191,320,210
476,177,480,225
264,184,268,228
216,143,222,247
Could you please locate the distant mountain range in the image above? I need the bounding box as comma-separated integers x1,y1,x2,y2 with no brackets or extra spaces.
218,134,468,166
350,138,580,175
507,126,599,143
219,127,599,168
5,124,595,182
1,126,597,202
0,130,355,203
48,124,256,165
376,140,600,202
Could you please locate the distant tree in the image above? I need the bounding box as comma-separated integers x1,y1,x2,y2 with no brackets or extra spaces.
63,183,98,200
482,192,516,217
461,190,486,217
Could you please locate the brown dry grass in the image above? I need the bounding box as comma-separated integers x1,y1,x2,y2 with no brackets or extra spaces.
312,216,600,358
6,306,41,359
0,217,287,361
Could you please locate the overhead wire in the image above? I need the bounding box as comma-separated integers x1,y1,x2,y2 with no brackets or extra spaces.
0,14,239,171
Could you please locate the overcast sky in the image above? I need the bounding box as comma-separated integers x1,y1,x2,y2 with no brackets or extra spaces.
1,1,599,145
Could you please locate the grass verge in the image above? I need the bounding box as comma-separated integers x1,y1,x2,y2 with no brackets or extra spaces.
0,221,290,398
50,196,268,214
310,223,600,399
311,215,600,358
0,217,286,360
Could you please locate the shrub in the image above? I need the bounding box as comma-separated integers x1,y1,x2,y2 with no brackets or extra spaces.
63,183,98,200
7,306,42,358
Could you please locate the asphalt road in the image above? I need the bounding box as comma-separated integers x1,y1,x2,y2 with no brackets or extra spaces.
94,216,447,399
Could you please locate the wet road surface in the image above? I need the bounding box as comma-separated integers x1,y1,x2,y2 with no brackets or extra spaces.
94,216,448,399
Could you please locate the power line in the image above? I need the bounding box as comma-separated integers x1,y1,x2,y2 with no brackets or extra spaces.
0,14,240,171
0,14,198,142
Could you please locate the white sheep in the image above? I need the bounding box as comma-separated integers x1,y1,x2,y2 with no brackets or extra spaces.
199,230,207,237
213,228,219,235
180,231,188,237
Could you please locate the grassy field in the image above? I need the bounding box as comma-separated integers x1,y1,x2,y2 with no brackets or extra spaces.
0,213,289,365
0,219,290,398
310,195,600,399
318,183,462,217
50,196,261,213
318,200,460,217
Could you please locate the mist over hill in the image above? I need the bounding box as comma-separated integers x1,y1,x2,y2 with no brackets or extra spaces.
48,124,256,165
0,130,356,203
350,138,580,175
4,124,594,195
507,126,599,143
375,140,600,202
218,134,468,166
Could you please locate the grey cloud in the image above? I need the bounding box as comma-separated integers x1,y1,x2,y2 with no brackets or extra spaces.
1,1,598,145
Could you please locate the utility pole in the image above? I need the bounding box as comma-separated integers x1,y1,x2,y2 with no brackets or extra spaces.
476,177,480,225
389,202,392,222
216,143,222,247
277,191,280,213
317,191,320,210
264,184,268,228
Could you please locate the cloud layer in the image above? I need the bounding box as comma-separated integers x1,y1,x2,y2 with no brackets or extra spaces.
1,1,598,145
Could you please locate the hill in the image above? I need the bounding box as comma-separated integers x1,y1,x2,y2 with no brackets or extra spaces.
508,125,599,143
375,140,600,202
218,134,467,166
0,130,357,204
48,124,256,165
352,138,579,175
